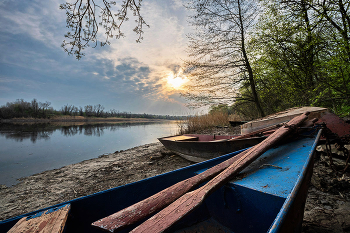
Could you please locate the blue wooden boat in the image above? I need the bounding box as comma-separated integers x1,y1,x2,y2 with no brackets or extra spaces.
0,129,321,233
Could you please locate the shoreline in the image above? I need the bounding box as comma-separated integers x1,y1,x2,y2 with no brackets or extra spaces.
0,117,177,124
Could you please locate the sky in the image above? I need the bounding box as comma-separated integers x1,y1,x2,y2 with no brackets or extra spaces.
0,0,202,116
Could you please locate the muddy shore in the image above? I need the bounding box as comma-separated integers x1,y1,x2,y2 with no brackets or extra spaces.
0,127,349,232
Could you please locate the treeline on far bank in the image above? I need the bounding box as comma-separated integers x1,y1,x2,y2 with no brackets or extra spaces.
0,99,185,120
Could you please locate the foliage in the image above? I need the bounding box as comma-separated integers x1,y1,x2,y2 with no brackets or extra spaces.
243,0,350,117
0,99,185,120
0,99,55,119
209,104,233,115
182,0,350,118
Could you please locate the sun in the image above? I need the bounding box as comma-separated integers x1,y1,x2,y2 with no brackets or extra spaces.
167,73,187,90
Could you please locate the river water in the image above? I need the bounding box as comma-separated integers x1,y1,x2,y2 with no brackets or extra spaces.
0,121,179,186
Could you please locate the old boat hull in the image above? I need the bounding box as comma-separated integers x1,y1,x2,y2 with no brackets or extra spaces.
158,134,266,162
240,107,328,134
0,130,321,233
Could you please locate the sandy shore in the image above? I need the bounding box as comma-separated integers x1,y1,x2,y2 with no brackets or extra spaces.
1,129,349,232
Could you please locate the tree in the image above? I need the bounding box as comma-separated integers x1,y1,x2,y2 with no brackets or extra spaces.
182,0,265,117
84,105,94,116
209,104,234,115
251,0,350,115
93,104,105,117
40,101,51,118
31,99,40,117
60,0,149,59
61,104,74,115
303,0,350,114
251,0,322,113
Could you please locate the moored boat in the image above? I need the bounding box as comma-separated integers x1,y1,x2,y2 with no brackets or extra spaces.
0,128,321,233
158,134,266,162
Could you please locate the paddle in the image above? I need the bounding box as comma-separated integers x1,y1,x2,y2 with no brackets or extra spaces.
129,112,310,233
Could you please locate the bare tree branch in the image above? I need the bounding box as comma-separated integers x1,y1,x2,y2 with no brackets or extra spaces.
60,0,149,59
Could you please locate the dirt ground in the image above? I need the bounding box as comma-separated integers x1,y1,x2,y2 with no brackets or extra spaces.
0,127,350,232
303,145,350,233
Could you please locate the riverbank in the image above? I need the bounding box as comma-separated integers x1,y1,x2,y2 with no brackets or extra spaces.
0,129,349,232
0,116,175,124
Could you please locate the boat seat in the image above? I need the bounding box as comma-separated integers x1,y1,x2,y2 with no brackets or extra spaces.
211,139,228,142
164,135,198,141
7,204,71,233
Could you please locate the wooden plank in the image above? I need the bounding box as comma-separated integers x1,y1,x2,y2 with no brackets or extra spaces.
317,112,350,138
8,204,70,233
129,112,310,233
163,135,198,141
241,107,328,134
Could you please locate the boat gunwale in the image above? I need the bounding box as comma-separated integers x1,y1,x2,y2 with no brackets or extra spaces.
267,129,322,233
157,135,266,143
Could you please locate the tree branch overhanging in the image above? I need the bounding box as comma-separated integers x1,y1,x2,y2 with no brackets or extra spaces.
60,0,149,59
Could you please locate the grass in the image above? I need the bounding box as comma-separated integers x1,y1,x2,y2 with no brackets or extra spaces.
177,112,231,134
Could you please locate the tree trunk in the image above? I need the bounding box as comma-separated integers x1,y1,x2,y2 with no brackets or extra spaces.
238,0,265,117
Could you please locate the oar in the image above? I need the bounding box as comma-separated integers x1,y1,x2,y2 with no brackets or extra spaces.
92,149,250,232
130,112,310,233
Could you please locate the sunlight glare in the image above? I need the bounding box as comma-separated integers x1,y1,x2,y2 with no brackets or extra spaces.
167,73,187,90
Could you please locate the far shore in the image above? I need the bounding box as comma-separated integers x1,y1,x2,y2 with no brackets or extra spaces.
0,116,177,124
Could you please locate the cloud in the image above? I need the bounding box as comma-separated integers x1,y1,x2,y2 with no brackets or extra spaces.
86,57,156,95
93,1,192,106
171,0,185,10
96,1,189,73
0,0,65,49
0,0,195,115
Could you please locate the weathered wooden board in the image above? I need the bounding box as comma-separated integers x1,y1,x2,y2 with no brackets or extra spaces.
241,107,328,134
317,112,350,138
8,204,70,233
162,135,198,141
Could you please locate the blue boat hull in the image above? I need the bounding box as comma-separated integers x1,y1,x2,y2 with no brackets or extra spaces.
0,130,321,233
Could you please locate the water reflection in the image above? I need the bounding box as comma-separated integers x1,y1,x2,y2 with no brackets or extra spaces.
0,123,54,143
0,122,160,143
0,121,179,186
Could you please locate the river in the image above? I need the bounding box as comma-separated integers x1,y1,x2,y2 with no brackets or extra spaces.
0,121,179,186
